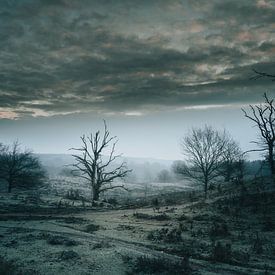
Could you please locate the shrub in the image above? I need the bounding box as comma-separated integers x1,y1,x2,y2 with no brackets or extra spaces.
0,256,21,275
148,227,182,243
65,188,81,200
211,241,232,263
93,241,112,249
0,256,38,275
262,216,274,232
209,221,229,238
130,255,190,274
46,235,79,246
59,250,80,261
63,216,87,224
133,212,170,221
85,224,100,233
105,198,118,205
177,214,188,221
252,233,263,254
233,249,250,264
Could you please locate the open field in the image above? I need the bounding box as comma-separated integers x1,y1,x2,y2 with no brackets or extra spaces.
0,179,274,275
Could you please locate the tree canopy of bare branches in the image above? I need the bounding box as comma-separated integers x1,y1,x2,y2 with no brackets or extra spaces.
220,138,244,183
242,93,275,175
251,69,275,81
0,141,46,192
179,126,241,198
70,121,131,202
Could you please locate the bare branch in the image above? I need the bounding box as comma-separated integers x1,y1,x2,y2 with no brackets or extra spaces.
70,121,131,201
251,69,275,81
242,93,275,175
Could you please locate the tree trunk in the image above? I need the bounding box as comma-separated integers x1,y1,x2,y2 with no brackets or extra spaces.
7,176,12,193
92,185,100,202
8,182,12,193
204,177,208,199
225,170,230,182
268,144,275,175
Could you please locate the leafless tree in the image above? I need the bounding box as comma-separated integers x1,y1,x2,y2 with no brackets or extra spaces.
180,126,229,198
220,138,244,182
157,169,171,183
242,93,275,175
0,141,46,192
70,121,131,202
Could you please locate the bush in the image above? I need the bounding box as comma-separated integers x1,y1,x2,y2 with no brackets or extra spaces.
148,227,182,243
133,212,170,221
103,198,118,205
0,256,20,275
130,255,190,274
65,189,81,200
262,216,274,232
85,224,100,233
93,241,112,249
211,241,232,263
63,217,87,224
59,250,80,261
209,221,229,238
251,233,263,254
177,214,188,221
46,235,79,246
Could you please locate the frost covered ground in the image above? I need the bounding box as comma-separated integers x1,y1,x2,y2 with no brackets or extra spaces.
0,179,274,274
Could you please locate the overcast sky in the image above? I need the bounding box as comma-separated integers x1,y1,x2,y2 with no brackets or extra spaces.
0,0,275,160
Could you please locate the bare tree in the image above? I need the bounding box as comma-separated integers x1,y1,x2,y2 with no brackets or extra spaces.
157,169,171,183
71,121,131,202
220,138,244,182
0,141,46,192
242,93,275,175
180,126,228,198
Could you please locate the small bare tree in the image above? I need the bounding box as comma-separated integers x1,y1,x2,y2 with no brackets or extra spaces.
71,121,131,202
180,126,228,198
242,93,275,175
0,141,46,192
220,138,244,182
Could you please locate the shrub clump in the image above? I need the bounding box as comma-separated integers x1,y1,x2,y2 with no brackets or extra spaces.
177,213,188,221
0,256,21,275
133,212,170,221
59,250,80,261
130,255,190,274
65,188,81,200
93,240,113,249
211,241,232,263
148,227,182,243
85,224,100,233
46,235,79,246
209,221,229,238
251,233,264,254
63,216,87,224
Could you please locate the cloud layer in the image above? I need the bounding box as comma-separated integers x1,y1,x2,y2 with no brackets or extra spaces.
0,0,275,119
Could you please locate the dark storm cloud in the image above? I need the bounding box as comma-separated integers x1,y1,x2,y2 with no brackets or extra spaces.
0,0,275,118
211,0,275,24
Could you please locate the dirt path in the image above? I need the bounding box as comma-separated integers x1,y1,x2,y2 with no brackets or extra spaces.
0,212,268,275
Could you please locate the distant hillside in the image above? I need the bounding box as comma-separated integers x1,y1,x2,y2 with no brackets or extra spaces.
36,154,174,168
36,153,176,182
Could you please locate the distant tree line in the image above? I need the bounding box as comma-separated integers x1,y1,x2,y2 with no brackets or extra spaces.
173,92,275,198
0,92,274,203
